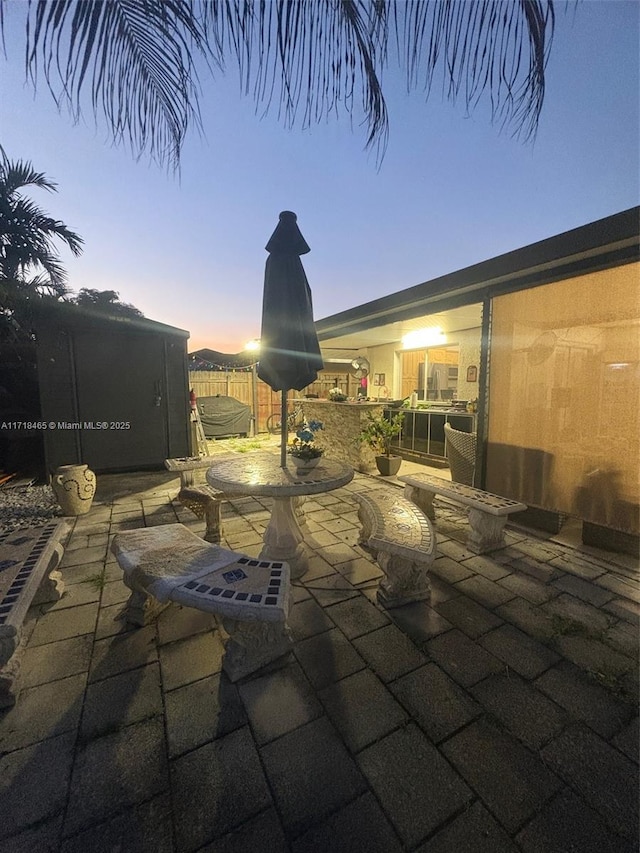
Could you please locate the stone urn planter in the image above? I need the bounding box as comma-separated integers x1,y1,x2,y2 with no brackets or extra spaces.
52,464,96,515
374,454,402,477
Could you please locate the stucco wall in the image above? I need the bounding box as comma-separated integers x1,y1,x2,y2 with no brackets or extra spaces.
365,343,399,399
456,327,482,401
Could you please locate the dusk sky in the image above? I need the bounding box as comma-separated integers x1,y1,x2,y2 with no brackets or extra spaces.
1,2,638,354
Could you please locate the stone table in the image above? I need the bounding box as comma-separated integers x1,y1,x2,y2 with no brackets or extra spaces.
207,452,353,578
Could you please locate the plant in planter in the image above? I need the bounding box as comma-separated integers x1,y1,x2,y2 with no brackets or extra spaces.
288,419,324,469
328,387,348,402
357,411,404,475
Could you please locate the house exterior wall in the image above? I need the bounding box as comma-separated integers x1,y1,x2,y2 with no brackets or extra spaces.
365,343,398,398
314,209,639,547
456,327,482,401
485,261,639,534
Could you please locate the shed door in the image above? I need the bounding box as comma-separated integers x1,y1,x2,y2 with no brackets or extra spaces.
73,331,168,470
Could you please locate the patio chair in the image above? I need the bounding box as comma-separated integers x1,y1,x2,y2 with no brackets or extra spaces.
444,422,477,486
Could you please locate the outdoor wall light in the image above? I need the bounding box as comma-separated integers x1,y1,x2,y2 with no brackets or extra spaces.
402,327,446,349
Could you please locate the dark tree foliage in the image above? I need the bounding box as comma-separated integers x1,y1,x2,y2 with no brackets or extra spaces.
0,155,83,458
70,288,144,318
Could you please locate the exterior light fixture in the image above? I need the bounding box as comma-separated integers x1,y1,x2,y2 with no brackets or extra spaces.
402,327,446,349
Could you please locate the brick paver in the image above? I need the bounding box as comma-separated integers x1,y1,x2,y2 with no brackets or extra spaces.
1,461,637,851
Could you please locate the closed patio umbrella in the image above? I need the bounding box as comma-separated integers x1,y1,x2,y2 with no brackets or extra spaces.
257,211,323,467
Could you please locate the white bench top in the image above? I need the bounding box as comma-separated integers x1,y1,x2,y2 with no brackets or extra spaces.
355,489,434,561
165,456,222,473
112,524,289,623
398,473,527,516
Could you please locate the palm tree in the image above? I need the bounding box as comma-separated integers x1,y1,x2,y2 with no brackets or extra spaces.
0,155,84,304
0,154,83,353
2,1,557,170
0,156,83,442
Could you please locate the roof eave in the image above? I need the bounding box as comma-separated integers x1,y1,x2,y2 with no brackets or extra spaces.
316,207,639,341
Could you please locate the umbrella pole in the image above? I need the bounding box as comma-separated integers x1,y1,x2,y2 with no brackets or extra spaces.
280,390,288,468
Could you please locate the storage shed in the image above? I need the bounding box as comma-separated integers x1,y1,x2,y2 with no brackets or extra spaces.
35,305,191,473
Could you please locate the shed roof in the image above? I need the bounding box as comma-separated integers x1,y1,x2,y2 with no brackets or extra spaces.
33,301,190,338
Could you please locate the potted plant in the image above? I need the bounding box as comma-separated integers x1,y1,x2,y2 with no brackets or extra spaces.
288,419,324,471
328,387,348,403
357,411,404,476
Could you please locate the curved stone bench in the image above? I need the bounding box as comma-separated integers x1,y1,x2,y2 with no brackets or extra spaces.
354,489,435,608
398,472,527,554
0,521,69,706
111,524,292,682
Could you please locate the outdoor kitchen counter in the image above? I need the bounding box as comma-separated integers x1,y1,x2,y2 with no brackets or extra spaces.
298,399,388,473
396,407,477,461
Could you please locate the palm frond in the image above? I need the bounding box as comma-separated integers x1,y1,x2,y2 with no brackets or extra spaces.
397,0,554,140
202,0,554,157
13,0,556,168
0,155,59,195
26,0,207,169
202,0,390,158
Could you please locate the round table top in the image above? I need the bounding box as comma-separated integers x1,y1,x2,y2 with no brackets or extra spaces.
206,452,354,498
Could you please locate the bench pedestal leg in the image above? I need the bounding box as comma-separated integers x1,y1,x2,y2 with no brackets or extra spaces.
0,646,24,709
376,552,431,609
220,617,292,682
179,491,222,543
403,485,435,520
121,576,169,627
467,510,508,554
31,544,66,606
201,500,222,543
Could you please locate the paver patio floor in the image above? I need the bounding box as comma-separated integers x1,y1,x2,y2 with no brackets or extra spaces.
1,446,638,852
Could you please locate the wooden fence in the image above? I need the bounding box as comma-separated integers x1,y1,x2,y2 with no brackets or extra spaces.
188,369,362,434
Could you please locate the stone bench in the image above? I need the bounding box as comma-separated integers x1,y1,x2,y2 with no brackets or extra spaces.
398,473,527,554
177,484,223,543
354,489,435,608
0,521,69,706
165,457,227,542
111,524,292,682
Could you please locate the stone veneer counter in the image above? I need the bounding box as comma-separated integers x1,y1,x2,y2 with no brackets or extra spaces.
298,400,388,473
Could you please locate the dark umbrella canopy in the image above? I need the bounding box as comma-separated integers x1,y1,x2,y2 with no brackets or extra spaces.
257,211,323,466
257,211,323,391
